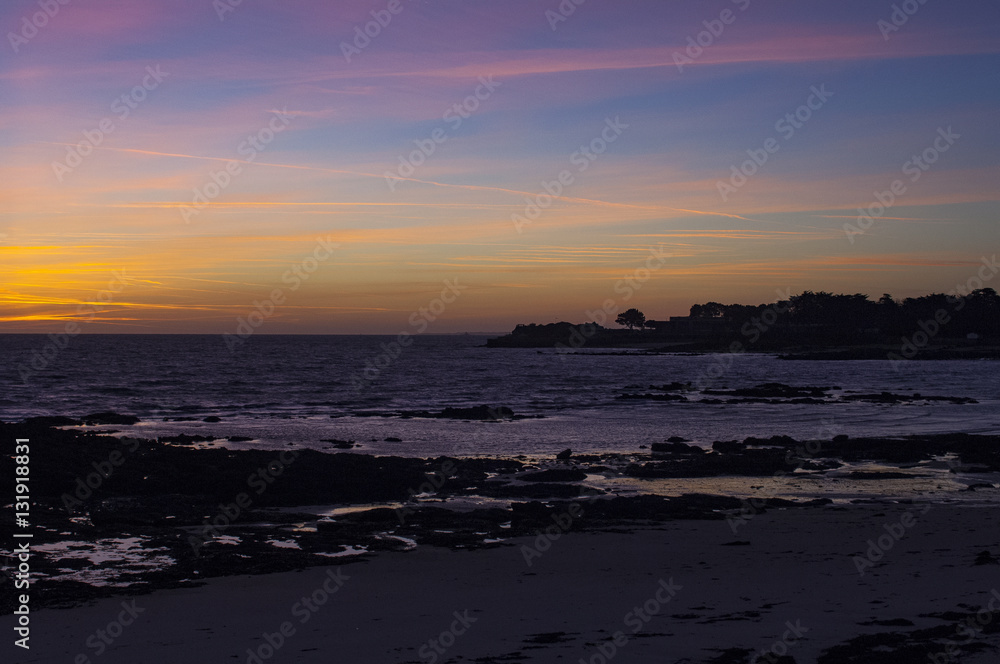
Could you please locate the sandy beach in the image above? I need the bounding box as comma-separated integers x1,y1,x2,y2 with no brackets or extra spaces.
5,503,999,664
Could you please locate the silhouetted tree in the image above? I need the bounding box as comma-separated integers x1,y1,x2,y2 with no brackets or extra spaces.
616,308,646,330
691,302,725,318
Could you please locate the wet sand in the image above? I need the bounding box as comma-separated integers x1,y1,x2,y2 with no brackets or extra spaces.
6,503,1000,664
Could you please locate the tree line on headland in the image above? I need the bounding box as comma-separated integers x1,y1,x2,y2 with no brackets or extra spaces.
486,288,999,352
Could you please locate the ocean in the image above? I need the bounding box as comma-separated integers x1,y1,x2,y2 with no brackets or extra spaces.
2,334,997,458
4,333,998,591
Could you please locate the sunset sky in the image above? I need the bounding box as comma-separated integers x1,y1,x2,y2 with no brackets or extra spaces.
2,0,998,333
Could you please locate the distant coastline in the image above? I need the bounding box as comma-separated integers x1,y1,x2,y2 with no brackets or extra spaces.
485,322,1000,360
486,288,1000,359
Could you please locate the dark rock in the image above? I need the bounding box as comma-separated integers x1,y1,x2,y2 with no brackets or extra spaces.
712,440,745,453
23,416,82,427
384,437,402,442
203,416,221,423
91,494,216,526
627,447,798,478
82,412,140,425
842,392,977,405
159,434,216,445
556,448,573,460
704,383,830,399
653,383,693,392
0,421,448,507
476,482,586,499
974,550,999,566
651,441,705,455
338,508,400,524
585,494,742,521
743,435,798,447
320,439,355,449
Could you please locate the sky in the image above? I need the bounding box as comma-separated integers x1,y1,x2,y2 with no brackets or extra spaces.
1,0,998,334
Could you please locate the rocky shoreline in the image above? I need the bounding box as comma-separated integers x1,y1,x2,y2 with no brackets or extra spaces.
616,381,980,406
0,420,1000,664
2,416,999,616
